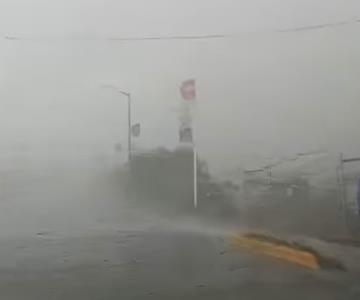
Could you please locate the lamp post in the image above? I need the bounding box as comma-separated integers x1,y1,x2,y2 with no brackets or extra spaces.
102,85,132,162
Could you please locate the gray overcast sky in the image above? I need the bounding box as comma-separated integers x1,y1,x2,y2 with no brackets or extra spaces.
0,0,359,36
0,0,360,170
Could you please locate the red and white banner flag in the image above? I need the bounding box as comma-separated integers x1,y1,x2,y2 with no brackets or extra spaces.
180,79,196,101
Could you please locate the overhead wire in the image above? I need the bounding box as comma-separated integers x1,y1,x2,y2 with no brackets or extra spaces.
2,17,360,43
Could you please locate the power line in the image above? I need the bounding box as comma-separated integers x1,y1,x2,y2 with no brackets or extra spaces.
277,20,353,33
109,34,231,41
3,18,359,43
3,33,234,42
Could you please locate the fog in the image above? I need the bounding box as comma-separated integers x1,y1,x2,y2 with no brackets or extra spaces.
0,0,360,236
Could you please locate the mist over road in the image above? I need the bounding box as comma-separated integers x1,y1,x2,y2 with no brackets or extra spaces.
0,159,162,237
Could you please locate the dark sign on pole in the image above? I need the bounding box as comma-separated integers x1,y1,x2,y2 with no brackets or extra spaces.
131,123,141,137
179,127,193,144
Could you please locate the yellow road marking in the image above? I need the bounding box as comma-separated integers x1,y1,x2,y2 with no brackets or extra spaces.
230,235,319,270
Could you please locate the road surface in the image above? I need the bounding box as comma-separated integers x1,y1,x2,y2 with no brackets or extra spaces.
0,164,359,299
0,229,359,300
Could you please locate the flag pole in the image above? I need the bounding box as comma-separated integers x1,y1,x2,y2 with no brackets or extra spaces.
192,102,198,209
193,142,198,209
179,79,197,208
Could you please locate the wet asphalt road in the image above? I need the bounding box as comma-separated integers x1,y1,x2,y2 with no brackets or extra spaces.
0,230,359,300
0,166,359,299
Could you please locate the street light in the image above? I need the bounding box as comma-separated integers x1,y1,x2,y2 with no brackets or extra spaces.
102,85,132,162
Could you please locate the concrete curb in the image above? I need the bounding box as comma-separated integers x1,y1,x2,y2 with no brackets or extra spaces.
230,232,346,271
